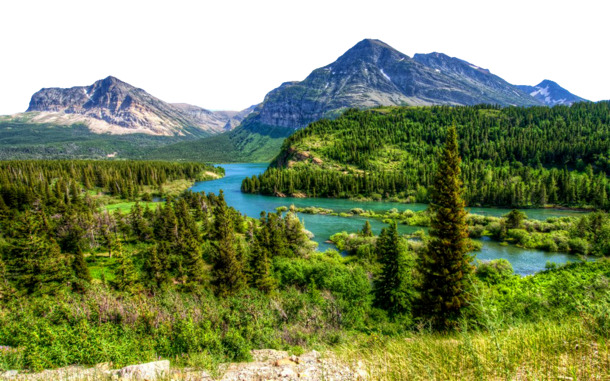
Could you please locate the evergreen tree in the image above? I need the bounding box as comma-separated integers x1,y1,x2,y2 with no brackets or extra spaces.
115,254,139,293
374,221,412,316
247,233,276,294
505,209,527,229
211,192,246,297
4,212,70,296
361,220,373,237
144,241,171,289
71,248,92,292
179,238,206,289
0,256,12,301
418,125,473,329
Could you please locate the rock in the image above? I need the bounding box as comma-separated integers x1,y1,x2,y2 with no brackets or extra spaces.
95,362,112,371
279,367,296,378
117,360,170,380
274,358,296,367
0,370,18,379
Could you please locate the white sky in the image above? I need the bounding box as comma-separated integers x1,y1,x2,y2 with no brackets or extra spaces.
0,0,608,114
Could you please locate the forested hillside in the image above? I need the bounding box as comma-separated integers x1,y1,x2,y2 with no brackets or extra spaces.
242,102,610,208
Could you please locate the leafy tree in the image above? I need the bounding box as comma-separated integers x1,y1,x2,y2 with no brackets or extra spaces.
418,125,473,329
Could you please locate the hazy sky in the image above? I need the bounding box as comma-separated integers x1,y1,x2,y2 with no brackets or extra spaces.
1,0,608,114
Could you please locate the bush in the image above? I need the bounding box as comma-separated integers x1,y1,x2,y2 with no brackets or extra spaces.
475,259,514,284
568,237,590,255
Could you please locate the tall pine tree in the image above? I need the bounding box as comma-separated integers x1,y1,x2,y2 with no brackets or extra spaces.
418,124,473,329
374,221,412,316
210,192,246,297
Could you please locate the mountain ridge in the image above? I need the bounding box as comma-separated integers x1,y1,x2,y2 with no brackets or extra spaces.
244,38,543,132
23,76,252,136
517,80,588,106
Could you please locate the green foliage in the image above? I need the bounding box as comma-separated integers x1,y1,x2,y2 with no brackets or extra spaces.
244,103,610,209
418,125,473,329
147,122,293,163
210,192,247,297
0,121,198,161
374,222,415,317
2,212,70,296
505,209,527,229
361,220,373,237
475,259,514,284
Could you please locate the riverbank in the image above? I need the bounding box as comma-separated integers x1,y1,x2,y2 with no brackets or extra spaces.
189,163,590,274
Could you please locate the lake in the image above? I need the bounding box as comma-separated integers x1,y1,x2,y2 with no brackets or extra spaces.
191,163,586,275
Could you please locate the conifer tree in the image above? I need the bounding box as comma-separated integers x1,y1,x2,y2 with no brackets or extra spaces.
211,192,246,297
4,212,70,296
418,125,473,329
72,248,92,289
144,241,171,289
374,221,412,316
180,237,206,288
115,254,139,293
361,220,373,237
248,233,276,294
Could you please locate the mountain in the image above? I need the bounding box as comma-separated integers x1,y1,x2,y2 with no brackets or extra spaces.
245,39,541,131
152,38,550,162
517,80,588,106
171,103,255,132
22,76,251,136
412,52,540,106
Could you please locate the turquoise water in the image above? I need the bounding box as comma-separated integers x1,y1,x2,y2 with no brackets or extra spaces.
191,163,584,275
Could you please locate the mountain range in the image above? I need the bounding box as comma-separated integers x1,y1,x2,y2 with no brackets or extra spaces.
0,39,590,161
21,76,253,136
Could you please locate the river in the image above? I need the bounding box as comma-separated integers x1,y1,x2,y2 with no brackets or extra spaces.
190,163,586,275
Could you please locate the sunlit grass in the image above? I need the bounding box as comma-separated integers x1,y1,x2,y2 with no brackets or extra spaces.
338,319,609,380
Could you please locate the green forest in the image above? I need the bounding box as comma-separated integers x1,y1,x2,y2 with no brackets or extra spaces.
0,136,607,379
242,102,610,209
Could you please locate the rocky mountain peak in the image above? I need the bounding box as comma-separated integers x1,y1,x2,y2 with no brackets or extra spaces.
517,80,588,106
24,77,253,136
333,38,408,68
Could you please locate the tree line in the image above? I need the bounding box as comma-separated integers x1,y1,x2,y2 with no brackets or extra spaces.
242,102,610,208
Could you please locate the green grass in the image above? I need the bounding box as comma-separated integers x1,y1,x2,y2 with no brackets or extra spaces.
86,255,120,282
102,201,159,213
338,319,609,380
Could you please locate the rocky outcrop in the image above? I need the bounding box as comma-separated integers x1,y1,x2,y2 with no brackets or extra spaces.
23,76,253,136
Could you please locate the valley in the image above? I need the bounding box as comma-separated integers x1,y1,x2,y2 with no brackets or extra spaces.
0,35,608,380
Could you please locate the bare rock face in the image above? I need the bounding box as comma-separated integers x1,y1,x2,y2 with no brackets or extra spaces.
24,77,253,136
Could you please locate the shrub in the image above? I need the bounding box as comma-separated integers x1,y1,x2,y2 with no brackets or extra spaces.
475,259,514,284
